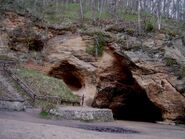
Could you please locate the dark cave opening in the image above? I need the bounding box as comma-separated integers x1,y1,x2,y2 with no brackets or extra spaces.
48,61,84,91
61,73,83,91
28,38,44,51
92,54,163,122
111,90,163,122
93,84,163,122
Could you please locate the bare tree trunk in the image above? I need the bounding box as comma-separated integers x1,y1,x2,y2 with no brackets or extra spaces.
79,0,84,22
138,0,141,34
92,0,97,24
99,0,104,18
157,0,162,30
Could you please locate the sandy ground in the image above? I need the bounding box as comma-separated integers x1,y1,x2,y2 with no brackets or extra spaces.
0,109,185,139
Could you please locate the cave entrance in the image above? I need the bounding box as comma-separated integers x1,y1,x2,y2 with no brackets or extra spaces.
110,88,163,122
28,38,44,51
48,61,84,91
92,47,163,122
93,85,163,122
61,73,83,91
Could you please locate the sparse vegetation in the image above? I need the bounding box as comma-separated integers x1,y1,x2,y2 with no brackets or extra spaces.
131,45,142,52
126,28,135,36
167,30,178,38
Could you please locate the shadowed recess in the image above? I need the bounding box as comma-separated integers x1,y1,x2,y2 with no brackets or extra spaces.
48,61,84,91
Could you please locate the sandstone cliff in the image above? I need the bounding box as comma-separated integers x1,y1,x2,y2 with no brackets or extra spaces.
0,10,185,123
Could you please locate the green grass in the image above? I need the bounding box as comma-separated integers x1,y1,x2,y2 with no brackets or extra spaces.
0,55,15,61
39,111,49,118
44,3,80,24
122,13,138,22
15,67,78,102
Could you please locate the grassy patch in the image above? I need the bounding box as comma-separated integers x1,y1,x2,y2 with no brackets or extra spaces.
45,3,80,24
164,57,178,66
15,67,78,102
39,111,49,118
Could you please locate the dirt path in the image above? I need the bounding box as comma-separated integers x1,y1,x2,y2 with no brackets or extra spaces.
0,109,185,139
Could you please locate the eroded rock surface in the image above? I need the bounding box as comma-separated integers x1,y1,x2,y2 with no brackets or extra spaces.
45,35,97,106
124,33,185,122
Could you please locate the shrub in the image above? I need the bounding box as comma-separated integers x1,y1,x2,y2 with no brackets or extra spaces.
178,66,185,79
8,26,45,52
86,32,106,57
145,21,155,32
38,100,56,113
39,111,49,118
164,57,177,66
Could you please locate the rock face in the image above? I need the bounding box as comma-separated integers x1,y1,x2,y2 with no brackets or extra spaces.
134,72,185,121
123,33,185,122
45,32,185,122
49,106,114,122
